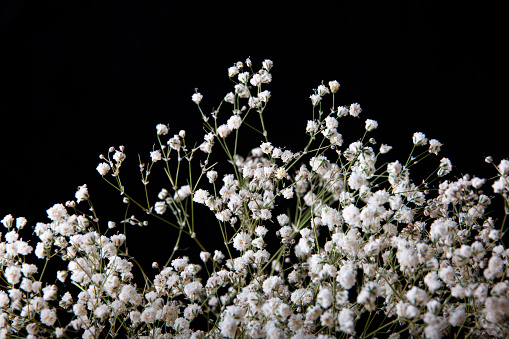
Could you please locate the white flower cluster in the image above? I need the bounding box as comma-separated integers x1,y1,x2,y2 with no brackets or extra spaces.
2,59,509,338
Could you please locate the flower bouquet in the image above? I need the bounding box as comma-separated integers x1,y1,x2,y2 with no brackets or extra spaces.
1,58,508,338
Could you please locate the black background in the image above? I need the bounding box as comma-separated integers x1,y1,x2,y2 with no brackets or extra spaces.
1,1,508,263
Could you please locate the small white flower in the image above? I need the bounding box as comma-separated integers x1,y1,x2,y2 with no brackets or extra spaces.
248,96,262,108
275,167,287,180
75,184,89,203
233,232,251,251
228,66,239,77
281,150,293,163
220,315,237,338
2,214,14,228
438,158,452,177
5,230,18,243
365,119,378,131
113,150,126,163
412,132,428,146
42,284,58,301
15,217,27,229
424,271,442,293
310,94,322,106
46,203,67,221
349,103,362,117
325,116,338,129
262,59,273,71
57,270,68,282
224,92,235,104
239,72,250,84
184,281,203,300
192,92,203,105
317,287,333,308
380,144,392,154
5,266,22,285
207,170,218,183
260,142,273,154
448,305,466,327
150,150,162,162
235,84,249,99
406,286,429,306
167,135,182,151
193,189,209,204
40,308,57,326
156,123,169,135
260,69,272,83
96,163,111,176
429,139,442,154
250,73,262,86
337,106,349,117
154,201,167,215
471,177,485,189
498,159,509,175
258,90,271,102
329,80,340,93
306,120,319,134
317,84,330,96
227,115,242,130
337,267,356,289
140,307,156,323
217,124,232,138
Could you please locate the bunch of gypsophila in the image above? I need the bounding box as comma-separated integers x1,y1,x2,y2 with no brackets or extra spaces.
1,58,509,339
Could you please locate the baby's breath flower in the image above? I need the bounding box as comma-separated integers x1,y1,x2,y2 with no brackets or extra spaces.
310,94,321,106
380,144,392,153
349,102,362,117
40,308,57,326
429,139,442,154
156,123,169,135
227,115,242,130
113,150,126,163
239,71,250,84
15,216,27,229
228,66,239,78
150,150,162,162
438,158,452,177
207,170,218,183
96,163,111,176
260,142,273,154
498,159,509,175
192,92,203,104
154,201,167,215
412,132,428,146
317,84,330,96
329,80,340,93
258,90,271,102
250,73,261,86
224,92,235,104
325,116,338,129
337,105,349,117
365,119,378,131
1,214,14,228
217,124,232,138
275,167,287,180
200,251,210,262
306,120,319,134
262,59,273,71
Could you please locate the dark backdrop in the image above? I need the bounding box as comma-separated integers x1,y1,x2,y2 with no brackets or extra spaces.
1,1,507,264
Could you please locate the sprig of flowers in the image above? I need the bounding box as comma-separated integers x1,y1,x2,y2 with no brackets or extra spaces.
1,58,508,338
